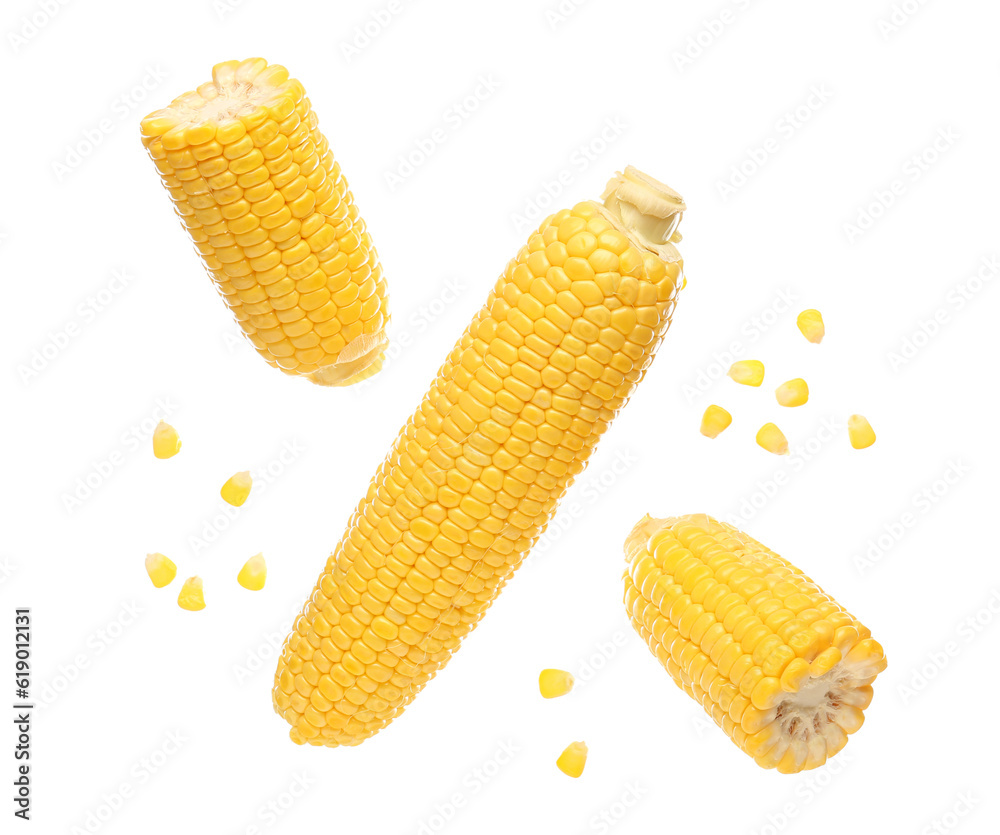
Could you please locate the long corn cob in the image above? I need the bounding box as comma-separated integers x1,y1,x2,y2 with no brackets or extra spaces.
273,167,686,746
624,514,887,773
140,58,388,386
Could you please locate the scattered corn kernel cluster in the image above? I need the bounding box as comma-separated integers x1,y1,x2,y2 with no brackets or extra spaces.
140,58,389,386
273,168,687,747
624,514,886,773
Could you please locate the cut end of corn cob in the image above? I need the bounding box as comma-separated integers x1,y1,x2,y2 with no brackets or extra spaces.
141,58,389,386
848,415,876,449
152,421,181,459
221,470,253,506
556,741,588,777
797,309,825,344
775,378,809,408
624,515,887,773
145,552,177,588
728,360,764,387
601,167,685,257
237,553,267,591
177,576,206,611
700,405,732,438
756,422,789,455
539,668,575,699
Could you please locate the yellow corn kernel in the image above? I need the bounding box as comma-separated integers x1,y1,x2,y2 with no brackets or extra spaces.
728,360,764,387
623,515,887,773
756,423,788,455
700,405,732,438
145,553,177,588
177,576,206,611
152,421,181,459
556,741,588,778
221,470,253,506
539,668,575,699
797,309,825,344
775,378,809,407
141,59,389,386
848,415,876,449
273,167,687,747
238,553,267,591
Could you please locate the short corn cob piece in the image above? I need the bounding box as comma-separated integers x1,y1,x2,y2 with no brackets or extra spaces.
775,378,808,408
556,741,588,777
140,59,389,386
848,415,876,449
221,470,253,506
700,405,732,438
153,421,181,459
238,553,268,591
539,668,575,698
728,360,764,387
756,422,788,455
273,167,686,746
624,515,886,773
177,576,206,611
145,553,177,588
797,309,825,344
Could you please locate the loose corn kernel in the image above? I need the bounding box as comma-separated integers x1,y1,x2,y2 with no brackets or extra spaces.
177,576,206,611
756,423,789,455
539,668,575,699
145,553,177,588
848,415,876,449
556,741,588,778
700,404,732,438
728,360,765,387
221,471,253,506
775,378,809,407
623,515,887,773
238,553,267,591
797,309,825,344
273,167,687,747
152,421,181,459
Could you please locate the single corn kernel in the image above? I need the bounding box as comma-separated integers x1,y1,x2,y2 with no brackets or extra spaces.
177,576,206,611
756,423,789,455
556,741,588,778
797,309,825,344
237,553,267,591
145,553,177,588
221,471,253,507
152,421,181,459
728,360,765,387
775,378,809,407
848,415,876,449
700,404,732,438
539,668,575,699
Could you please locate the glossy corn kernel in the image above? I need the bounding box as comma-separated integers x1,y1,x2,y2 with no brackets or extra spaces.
539,668,575,699
177,576,206,611
623,514,887,773
145,552,177,588
153,421,181,459
140,58,389,386
756,422,788,455
556,741,588,778
221,470,253,506
728,360,764,387
797,309,825,344
273,167,687,747
238,553,267,591
700,405,732,438
848,415,876,449
775,378,809,408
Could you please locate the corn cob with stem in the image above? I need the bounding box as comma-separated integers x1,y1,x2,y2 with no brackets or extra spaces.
273,167,686,746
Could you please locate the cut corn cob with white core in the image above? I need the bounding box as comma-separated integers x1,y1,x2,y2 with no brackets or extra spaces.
140,59,389,386
624,515,887,773
273,167,686,746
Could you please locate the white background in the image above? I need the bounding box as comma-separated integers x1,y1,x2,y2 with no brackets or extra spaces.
3,0,998,833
